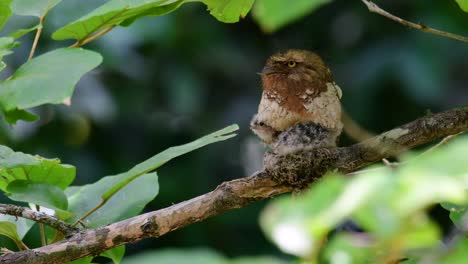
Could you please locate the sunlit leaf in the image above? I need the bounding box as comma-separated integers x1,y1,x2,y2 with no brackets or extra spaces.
0,221,26,250
0,145,75,192
7,181,68,210
0,37,19,74
455,0,468,12
252,0,332,32
323,233,374,264
10,0,62,17
0,215,34,240
440,238,468,263
52,0,185,41
0,0,13,31
101,245,125,264
0,48,102,124
200,0,254,23
0,37,19,58
7,24,42,39
260,174,347,257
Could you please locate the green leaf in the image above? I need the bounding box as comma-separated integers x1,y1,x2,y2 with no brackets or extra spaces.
401,215,440,250
66,257,93,264
52,0,185,41
440,238,468,264
0,221,26,250
0,37,19,58
7,180,68,210
260,174,347,257
101,245,125,264
323,233,374,264
101,124,238,200
0,215,34,240
8,24,42,39
65,172,158,227
3,108,39,124
0,145,76,192
199,0,255,23
0,0,13,31
455,0,468,12
122,249,226,264
230,256,284,264
10,0,62,17
0,37,19,73
0,48,102,123
252,0,332,32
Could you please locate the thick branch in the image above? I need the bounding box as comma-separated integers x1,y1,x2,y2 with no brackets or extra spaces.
0,204,79,237
361,0,468,43
1,106,467,264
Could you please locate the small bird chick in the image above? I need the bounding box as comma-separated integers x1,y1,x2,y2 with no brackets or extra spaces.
250,49,343,154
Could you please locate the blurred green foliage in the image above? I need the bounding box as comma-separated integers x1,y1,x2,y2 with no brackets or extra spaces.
0,0,467,263
261,136,468,262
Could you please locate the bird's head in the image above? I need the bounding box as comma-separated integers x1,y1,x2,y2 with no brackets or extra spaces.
260,49,333,96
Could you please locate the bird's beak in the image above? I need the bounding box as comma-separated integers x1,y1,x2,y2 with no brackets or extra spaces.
260,65,278,75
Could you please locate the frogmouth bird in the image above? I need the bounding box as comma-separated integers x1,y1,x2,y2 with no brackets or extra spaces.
250,49,343,154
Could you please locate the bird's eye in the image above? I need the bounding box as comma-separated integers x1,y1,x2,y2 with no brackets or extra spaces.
288,61,296,67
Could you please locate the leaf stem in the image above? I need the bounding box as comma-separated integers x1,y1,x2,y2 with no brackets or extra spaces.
28,15,46,60
69,26,115,48
72,199,107,227
35,205,47,246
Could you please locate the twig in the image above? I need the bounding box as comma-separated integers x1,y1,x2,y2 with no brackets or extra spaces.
28,15,46,60
69,26,115,48
361,0,468,43
35,205,47,247
418,132,464,157
1,105,467,264
342,109,375,142
0,203,79,237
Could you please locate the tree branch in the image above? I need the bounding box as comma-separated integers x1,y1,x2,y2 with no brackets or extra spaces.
361,0,468,43
1,105,467,264
0,204,79,237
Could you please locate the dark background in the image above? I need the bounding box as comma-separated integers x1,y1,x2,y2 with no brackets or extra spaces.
1,0,467,260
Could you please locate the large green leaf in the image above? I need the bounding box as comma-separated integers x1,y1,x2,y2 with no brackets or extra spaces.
7,180,68,210
101,245,125,264
10,0,62,17
52,0,255,41
200,0,254,23
101,124,238,200
65,172,158,227
0,215,34,240
0,145,76,192
252,0,332,32
0,221,26,250
0,0,13,31
455,0,468,12
0,48,102,124
52,0,185,41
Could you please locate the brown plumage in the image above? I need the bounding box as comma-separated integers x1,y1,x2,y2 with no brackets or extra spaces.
250,49,343,153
